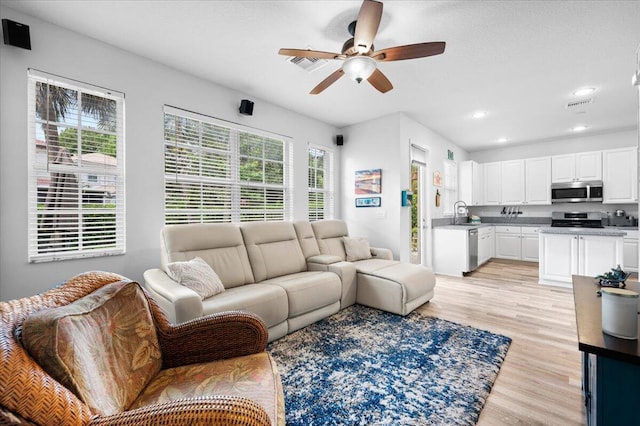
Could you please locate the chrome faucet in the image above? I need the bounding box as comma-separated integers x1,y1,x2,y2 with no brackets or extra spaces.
453,200,468,225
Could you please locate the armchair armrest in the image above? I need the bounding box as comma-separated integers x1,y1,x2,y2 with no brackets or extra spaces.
306,254,344,265
151,309,268,369
370,247,393,260
144,268,203,324
90,396,271,426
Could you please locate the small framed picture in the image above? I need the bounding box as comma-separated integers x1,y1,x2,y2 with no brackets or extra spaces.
433,170,442,187
355,197,381,208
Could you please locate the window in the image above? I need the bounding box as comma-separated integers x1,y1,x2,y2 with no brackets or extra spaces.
164,106,291,224
28,70,125,262
308,145,334,221
442,160,458,216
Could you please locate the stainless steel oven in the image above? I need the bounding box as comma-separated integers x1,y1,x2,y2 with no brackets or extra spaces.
551,211,604,228
551,181,603,203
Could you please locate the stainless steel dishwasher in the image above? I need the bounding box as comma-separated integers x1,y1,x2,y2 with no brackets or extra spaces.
468,228,478,271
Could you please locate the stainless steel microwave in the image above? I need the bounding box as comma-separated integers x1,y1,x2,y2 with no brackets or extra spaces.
551,181,603,203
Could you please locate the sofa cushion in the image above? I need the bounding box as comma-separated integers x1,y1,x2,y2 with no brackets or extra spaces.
241,222,307,282
202,283,288,328
293,220,321,258
262,271,341,317
167,256,225,300
311,219,349,260
343,237,373,262
130,352,283,426
21,281,162,416
161,223,255,288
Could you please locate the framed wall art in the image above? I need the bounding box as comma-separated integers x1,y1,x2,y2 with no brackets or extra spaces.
433,170,442,187
355,169,382,194
355,197,381,208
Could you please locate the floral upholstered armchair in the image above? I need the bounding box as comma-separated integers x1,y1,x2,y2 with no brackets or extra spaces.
0,271,284,425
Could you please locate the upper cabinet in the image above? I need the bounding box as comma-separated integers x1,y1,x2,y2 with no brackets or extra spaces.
602,147,638,204
480,158,549,206
551,151,602,183
525,157,551,205
501,160,525,205
458,160,482,206
482,162,502,205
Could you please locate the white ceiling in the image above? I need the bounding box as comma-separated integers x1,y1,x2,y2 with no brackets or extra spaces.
4,0,640,152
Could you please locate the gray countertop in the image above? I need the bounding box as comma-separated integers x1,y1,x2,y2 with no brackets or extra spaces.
538,226,629,237
434,223,637,236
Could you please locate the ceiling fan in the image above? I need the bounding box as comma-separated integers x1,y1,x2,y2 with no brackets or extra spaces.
278,0,446,95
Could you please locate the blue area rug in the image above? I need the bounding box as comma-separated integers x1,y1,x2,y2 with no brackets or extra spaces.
268,305,511,425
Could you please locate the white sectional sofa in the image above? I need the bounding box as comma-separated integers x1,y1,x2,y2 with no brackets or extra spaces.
144,219,436,342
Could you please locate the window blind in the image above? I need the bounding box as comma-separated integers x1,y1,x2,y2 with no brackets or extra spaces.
164,106,291,224
308,145,334,221
27,70,125,262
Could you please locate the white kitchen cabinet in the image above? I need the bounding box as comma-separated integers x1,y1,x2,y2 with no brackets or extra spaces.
495,226,539,262
459,160,482,206
623,230,638,272
494,226,522,260
539,232,624,287
478,226,494,265
521,227,541,262
524,157,551,205
501,160,525,205
602,147,638,204
482,162,501,205
433,228,470,277
551,151,602,183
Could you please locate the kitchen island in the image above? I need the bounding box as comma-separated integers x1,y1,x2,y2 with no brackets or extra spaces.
539,227,627,288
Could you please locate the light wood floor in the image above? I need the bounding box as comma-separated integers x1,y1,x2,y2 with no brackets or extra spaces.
417,259,585,425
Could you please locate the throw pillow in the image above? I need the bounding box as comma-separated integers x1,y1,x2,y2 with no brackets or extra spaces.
166,256,225,300
343,236,373,262
21,281,162,416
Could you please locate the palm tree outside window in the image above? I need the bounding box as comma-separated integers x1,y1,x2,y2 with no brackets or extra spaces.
27,70,125,262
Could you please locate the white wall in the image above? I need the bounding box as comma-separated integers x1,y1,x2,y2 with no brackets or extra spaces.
0,6,340,300
469,129,636,163
339,112,467,263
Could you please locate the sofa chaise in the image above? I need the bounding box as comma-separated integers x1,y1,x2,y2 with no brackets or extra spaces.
144,219,436,342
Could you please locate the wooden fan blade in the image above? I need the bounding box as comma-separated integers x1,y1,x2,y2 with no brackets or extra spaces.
373,42,446,62
278,48,342,60
354,0,383,53
367,68,393,93
310,69,345,95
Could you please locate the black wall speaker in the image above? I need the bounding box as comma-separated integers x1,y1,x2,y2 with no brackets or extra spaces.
336,134,344,146
2,19,31,50
239,99,254,116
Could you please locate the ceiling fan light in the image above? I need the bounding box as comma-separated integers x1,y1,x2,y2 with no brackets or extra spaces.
342,56,376,84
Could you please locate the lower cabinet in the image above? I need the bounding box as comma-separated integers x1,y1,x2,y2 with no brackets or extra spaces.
433,228,470,277
583,353,640,425
478,226,494,265
539,233,624,287
495,226,539,262
623,230,638,272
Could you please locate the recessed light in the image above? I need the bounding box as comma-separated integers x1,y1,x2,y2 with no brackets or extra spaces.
572,125,589,132
472,111,487,119
573,87,596,97
497,138,508,143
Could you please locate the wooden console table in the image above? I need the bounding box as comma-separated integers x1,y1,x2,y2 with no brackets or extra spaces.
572,275,640,426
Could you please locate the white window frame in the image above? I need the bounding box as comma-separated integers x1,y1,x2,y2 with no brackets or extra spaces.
163,106,292,224
27,70,126,262
308,144,334,221
443,160,458,216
